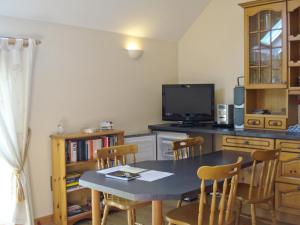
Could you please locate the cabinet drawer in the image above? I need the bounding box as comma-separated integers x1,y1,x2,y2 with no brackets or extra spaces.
276,140,300,153
275,183,300,216
277,152,300,184
245,116,264,128
223,135,275,150
265,117,287,130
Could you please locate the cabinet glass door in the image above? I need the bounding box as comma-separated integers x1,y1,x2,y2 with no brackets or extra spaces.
249,10,283,85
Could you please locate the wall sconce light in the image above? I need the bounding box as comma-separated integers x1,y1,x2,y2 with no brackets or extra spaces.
126,42,143,59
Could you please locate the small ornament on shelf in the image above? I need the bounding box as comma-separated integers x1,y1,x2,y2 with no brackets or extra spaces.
99,120,113,130
57,121,64,134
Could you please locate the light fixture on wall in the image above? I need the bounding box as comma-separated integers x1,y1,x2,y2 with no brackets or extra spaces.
126,42,143,59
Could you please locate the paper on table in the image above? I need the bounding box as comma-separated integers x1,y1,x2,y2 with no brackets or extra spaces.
97,165,125,174
137,170,173,182
121,166,147,174
97,165,147,174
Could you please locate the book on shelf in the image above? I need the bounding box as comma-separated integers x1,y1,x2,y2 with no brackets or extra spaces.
66,172,81,189
70,141,78,163
102,136,109,147
66,181,79,188
65,135,118,163
67,204,90,217
66,172,81,179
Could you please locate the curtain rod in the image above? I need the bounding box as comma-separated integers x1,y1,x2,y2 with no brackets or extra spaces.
0,36,41,46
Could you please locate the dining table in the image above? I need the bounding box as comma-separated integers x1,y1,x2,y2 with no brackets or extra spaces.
79,150,252,225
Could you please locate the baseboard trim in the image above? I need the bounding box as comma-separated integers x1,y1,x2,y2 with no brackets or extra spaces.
34,214,53,225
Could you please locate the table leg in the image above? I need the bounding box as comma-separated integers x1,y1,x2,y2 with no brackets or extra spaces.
152,200,163,225
92,189,101,225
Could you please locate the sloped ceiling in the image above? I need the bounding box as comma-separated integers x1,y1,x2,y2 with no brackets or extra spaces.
0,0,211,41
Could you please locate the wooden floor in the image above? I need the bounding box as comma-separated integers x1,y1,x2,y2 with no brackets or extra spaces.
76,200,291,225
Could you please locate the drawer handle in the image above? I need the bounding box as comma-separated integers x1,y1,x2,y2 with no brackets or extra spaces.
290,170,298,174
268,120,282,127
244,141,249,145
248,120,260,125
298,186,300,191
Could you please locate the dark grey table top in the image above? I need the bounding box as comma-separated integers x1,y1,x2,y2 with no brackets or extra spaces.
79,151,252,201
148,123,300,140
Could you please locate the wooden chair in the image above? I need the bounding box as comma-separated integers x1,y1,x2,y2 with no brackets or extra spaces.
166,157,243,225
96,144,150,225
235,149,280,225
172,136,204,207
172,136,205,160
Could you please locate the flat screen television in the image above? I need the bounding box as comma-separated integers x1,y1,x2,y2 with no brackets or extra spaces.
162,84,215,124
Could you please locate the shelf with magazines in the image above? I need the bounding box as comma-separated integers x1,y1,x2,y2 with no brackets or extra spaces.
50,129,124,225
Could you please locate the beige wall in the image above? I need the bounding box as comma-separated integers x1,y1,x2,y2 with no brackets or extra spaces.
178,0,246,105
178,0,250,150
0,16,177,218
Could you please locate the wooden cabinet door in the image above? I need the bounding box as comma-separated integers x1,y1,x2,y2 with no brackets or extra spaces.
277,151,300,184
244,1,287,88
276,183,300,215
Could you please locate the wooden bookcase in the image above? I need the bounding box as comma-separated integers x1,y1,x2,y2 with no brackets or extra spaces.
50,129,124,225
240,0,299,130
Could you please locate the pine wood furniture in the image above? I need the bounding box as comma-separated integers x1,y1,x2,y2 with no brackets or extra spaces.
223,135,300,224
172,136,204,160
79,150,252,225
96,144,150,225
235,149,280,225
50,130,124,225
240,0,299,130
275,139,300,217
172,136,204,207
166,157,242,225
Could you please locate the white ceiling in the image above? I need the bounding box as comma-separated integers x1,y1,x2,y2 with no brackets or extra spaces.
0,0,211,41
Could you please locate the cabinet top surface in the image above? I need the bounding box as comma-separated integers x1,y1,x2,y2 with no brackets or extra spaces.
148,124,300,141
50,129,124,139
239,0,286,8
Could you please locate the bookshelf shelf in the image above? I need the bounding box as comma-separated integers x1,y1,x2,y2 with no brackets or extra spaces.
288,34,300,42
289,89,300,95
288,61,300,67
66,160,97,168
51,129,124,225
66,186,88,193
67,210,92,224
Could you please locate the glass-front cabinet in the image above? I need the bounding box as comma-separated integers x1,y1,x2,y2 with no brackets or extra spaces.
244,1,287,88
288,0,300,91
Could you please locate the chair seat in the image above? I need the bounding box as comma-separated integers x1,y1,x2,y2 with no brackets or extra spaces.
166,202,235,225
236,183,273,204
104,195,150,210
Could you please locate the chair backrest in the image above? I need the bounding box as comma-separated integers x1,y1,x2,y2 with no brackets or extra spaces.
96,144,138,200
248,149,280,201
172,136,204,160
96,144,138,169
197,157,243,225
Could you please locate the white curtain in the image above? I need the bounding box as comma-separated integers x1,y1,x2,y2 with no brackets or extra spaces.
0,38,36,225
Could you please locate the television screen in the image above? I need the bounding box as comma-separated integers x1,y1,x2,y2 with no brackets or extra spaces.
162,84,214,123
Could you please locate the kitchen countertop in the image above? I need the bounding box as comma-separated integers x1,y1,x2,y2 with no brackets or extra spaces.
148,123,300,140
